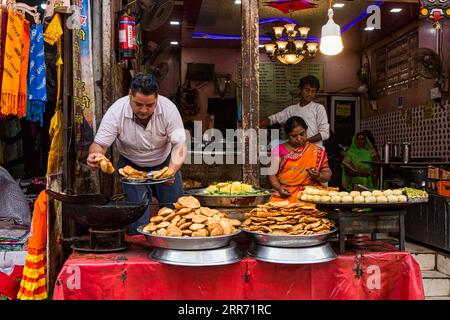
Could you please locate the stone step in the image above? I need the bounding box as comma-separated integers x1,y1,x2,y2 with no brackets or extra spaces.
412,253,436,271
437,254,450,276
425,296,450,300
422,271,450,297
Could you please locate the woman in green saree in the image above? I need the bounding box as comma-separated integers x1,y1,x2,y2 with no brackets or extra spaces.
342,132,378,191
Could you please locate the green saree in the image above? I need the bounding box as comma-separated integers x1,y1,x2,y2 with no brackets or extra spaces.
341,134,377,191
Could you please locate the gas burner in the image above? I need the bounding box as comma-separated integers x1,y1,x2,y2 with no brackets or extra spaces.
71,228,130,253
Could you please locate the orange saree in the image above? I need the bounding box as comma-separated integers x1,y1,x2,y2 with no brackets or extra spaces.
271,142,328,203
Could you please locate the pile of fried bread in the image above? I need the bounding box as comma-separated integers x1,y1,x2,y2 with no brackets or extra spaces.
152,166,174,179
241,200,335,235
143,196,241,237
118,165,148,179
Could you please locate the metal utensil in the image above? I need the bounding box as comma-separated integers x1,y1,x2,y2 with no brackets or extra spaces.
138,226,242,250
45,190,109,204
149,241,243,266
243,228,338,248
185,188,276,207
354,184,370,192
247,242,337,264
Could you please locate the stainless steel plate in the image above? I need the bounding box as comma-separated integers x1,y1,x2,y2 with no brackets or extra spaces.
243,228,338,248
248,242,337,264
185,188,276,207
138,225,242,250
120,177,170,185
149,241,243,266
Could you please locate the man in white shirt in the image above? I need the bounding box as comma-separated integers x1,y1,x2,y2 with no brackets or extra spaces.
87,73,186,234
260,75,330,147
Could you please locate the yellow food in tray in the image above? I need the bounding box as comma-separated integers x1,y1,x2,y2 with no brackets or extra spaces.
205,181,261,195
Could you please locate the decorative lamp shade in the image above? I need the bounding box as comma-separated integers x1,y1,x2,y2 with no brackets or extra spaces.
276,41,288,51
294,40,305,50
273,26,285,38
298,26,310,38
320,8,343,55
284,23,296,33
264,43,277,55
306,42,319,55
277,54,304,65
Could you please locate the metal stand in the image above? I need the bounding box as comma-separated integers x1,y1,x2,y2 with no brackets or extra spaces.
327,209,406,254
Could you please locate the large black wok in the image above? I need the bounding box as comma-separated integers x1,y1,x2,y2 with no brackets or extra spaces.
46,190,149,229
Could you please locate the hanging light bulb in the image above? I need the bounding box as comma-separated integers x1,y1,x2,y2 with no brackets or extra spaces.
320,8,343,55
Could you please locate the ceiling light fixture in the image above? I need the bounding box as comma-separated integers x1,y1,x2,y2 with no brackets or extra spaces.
170,41,179,45
333,3,345,8
40,3,46,10
234,0,241,5
264,22,318,65
320,1,344,55
390,8,402,13
364,26,375,31
170,20,180,25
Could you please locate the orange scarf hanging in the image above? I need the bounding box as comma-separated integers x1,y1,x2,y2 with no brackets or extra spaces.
18,19,30,118
0,10,24,117
17,191,48,300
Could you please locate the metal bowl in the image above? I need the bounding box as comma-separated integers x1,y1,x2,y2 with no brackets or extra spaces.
248,242,337,264
243,228,338,248
185,188,276,207
137,225,242,250
149,241,243,266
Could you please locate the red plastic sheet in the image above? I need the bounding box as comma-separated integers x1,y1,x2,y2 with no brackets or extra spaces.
52,236,424,300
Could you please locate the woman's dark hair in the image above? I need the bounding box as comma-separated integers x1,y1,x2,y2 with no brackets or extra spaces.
284,116,308,135
131,73,159,96
363,129,376,146
356,131,367,141
298,75,320,90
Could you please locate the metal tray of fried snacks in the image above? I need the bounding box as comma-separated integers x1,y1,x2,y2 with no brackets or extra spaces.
138,226,242,250
243,228,338,248
185,188,276,207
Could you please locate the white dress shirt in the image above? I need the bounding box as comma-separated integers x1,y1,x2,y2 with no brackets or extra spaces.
268,101,330,147
94,95,186,167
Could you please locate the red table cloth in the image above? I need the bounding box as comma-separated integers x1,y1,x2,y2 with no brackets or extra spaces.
0,265,23,299
52,236,424,300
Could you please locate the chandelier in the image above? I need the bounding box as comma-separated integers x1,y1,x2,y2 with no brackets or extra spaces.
264,23,319,65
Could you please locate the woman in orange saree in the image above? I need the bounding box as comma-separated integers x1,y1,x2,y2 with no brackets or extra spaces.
269,116,331,203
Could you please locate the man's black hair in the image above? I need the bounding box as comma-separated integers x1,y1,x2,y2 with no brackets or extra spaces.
298,75,320,90
284,116,308,136
131,73,160,96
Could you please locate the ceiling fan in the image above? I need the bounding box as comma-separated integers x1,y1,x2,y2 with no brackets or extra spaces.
137,0,175,32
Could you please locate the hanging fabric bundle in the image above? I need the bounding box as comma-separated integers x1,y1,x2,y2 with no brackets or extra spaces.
17,191,48,300
46,13,64,175
18,20,30,118
0,11,24,117
26,23,47,126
